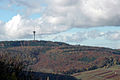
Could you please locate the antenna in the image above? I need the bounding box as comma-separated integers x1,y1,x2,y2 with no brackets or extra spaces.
33,26,36,40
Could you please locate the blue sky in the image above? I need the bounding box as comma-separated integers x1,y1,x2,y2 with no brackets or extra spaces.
0,0,120,49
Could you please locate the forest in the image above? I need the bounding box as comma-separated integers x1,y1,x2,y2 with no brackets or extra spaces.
0,40,120,80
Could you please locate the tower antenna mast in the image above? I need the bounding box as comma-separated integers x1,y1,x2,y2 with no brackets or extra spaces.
33,26,36,40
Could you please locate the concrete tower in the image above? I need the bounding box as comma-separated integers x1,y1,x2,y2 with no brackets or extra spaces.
33,26,36,40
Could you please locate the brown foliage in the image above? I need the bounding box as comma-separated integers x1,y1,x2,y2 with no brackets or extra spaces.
0,41,120,75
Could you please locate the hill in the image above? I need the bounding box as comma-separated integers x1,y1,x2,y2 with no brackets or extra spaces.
0,40,120,76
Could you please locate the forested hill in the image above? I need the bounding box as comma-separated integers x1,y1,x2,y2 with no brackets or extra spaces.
0,40,120,75
0,40,69,48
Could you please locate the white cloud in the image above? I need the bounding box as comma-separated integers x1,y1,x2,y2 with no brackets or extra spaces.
53,30,120,43
7,0,120,28
0,0,120,48
2,14,70,39
105,31,120,40
53,32,87,42
43,0,120,28
4,14,33,39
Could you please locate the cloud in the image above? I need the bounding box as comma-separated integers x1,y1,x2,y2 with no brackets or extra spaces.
0,21,5,39
1,14,70,39
53,30,120,43
4,14,32,39
53,31,101,43
9,0,46,15
6,0,120,28
0,0,120,42
43,0,120,28
105,31,120,41
53,32,87,42
87,30,105,38
1,13,120,41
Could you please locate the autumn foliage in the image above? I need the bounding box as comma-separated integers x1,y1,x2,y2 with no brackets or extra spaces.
0,40,120,75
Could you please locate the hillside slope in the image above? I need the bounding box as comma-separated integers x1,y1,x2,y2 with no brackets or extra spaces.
73,65,120,80
0,41,120,75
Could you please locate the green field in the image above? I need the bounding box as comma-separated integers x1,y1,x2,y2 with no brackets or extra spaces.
72,65,120,80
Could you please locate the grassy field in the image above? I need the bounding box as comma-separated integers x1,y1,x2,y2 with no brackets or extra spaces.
72,65,120,80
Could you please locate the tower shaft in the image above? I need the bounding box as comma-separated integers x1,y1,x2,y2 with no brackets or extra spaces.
33,31,36,40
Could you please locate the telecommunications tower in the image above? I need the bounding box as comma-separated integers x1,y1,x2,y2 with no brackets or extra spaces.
33,26,36,40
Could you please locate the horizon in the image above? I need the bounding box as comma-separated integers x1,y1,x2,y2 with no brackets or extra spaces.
0,0,120,49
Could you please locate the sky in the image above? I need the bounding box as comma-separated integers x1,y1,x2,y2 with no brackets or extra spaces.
0,0,120,49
